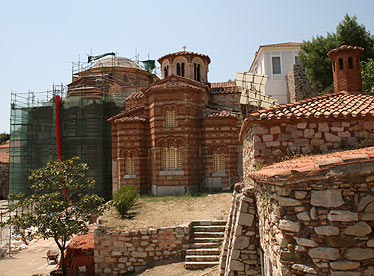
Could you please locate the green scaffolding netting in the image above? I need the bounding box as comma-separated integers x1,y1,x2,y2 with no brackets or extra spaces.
9,89,125,200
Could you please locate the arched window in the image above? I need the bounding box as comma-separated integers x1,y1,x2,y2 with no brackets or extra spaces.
181,63,185,77
194,63,201,81
213,149,225,173
164,65,169,77
165,107,177,127
339,58,344,70
177,63,181,76
125,152,136,175
161,142,183,170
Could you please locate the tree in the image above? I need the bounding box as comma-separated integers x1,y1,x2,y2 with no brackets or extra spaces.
1,157,106,276
0,132,10,144
299,14,374,92
362,58,374,92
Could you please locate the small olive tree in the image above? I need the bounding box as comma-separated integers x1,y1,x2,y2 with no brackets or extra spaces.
2,157,106,276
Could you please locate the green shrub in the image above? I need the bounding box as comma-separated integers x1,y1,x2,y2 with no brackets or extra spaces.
113,186,138,217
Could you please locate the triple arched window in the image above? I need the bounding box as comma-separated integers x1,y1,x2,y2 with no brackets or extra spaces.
161,142,183,170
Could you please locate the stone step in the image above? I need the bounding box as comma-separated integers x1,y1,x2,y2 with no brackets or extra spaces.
192,225,226,232
189,242,220,249
192,232,224,238
184,261,219,270
185,255,220,262
191,237,224,243
186,248,221,255
191,220,227,226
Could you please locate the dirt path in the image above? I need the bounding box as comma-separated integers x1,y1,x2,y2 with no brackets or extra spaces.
0,238,58,276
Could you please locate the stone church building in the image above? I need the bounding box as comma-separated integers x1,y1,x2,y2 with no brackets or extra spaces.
109,51,243,195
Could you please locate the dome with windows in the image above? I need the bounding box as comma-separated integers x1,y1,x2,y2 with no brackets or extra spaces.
91,56,141,69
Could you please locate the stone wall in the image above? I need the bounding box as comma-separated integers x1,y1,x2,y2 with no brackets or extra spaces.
287,64,318,103
218,183,261,276
243,118,374,180
94,224,191,275
254,159,374,275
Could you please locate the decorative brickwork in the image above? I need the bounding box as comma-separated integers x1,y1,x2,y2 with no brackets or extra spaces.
109,51,242,195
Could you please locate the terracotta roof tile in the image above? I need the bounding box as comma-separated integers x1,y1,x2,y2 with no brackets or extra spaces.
114,116,146,123
107,106,144,122
204,110,239,118
126,91,144,100
328,45,364,57
249,147,374,182
210,81,242,94
247,91,374,122
158,51,211,64
0,152,9,163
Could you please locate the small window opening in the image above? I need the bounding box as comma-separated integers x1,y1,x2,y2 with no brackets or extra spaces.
197,64,201,82
339,58,344,70
333,61,335,72
164,66,169,77
348,57,353,68
181,63,185,77
177,63,181,76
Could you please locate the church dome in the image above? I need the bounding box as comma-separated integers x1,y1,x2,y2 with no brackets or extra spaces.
91,56,141,69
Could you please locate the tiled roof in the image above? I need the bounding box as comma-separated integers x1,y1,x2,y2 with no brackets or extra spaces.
158,51,211,64
249,147,374,183
210,81,242,94
204,110,239,118
114,116,146,123
107,106,144,122
328,45,364,57
0,152,9,163
0,141,10,149
248,91,374,121
146,75,209,92
126,91,144,100
259,42,302,48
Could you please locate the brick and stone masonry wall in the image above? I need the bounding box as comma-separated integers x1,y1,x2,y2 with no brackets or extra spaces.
94,224,191,275
287,64,318,103
254,160,374,275
218,183,261,276
243,118,374,179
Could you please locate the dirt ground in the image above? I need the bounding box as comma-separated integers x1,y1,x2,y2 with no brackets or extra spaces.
102,192,233,230
133,262,219,276
0,238,58,276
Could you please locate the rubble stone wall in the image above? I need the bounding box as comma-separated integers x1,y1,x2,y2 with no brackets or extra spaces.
218,184,261,276
255,161,374,275
94,224,191,275
243,118,374,179
287,64,318,103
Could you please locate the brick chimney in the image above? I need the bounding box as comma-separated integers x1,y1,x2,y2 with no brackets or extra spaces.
328,45,364,93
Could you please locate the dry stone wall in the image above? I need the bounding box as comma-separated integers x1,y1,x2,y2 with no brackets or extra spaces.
94,224,191,275
243,118,374,178
219,183,261,276
255,161,374,275
287,64,318,103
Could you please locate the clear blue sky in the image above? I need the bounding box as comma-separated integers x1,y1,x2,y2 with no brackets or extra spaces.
1,0,373,133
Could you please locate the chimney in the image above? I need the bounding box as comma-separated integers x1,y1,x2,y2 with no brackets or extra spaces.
328,45,364,93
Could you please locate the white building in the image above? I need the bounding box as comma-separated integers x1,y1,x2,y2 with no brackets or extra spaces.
249,42,302,104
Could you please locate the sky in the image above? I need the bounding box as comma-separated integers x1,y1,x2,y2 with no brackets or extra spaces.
0,0,373,133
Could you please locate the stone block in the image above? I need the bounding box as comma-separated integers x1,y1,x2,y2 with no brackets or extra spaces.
324,132,341,143
238,213,254,227
132,252,147,258
358,195,374,211
252,125,268,135
308,247,339,260
311,189,344,208
330,260,360,270
344,221,372,236
318,123,329,132
270,126,281,134
297,122,307,129
367,239,374,247
363,121,374,130
345,247,374,260
292,264,317,274
262,134,273,142
314,226,339,236
331,272,361,276
278,197,302,206
295,237,318,247
230,260,244,271
296,211,310,221
304,128,314,138
279,219,300,232
326,236,355,247
233,236,250,250
294,191,307,199
328,210,358,221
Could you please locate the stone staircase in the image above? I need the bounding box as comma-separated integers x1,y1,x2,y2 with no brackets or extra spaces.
185,220,226,270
